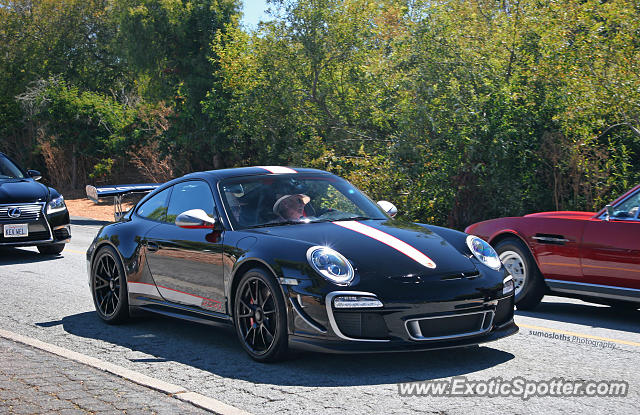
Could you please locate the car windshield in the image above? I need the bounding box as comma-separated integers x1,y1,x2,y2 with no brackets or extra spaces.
610,188,640,219
0,155,25,179
219,174,388,229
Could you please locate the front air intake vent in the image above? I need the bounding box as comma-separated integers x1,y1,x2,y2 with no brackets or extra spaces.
333,311,389,340
532,234,569,245
405,310,494,341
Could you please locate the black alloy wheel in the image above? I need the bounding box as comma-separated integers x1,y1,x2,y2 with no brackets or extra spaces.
234,268,288,362
91,246,129,324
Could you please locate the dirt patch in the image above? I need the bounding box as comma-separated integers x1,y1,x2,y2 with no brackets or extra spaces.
65,197,135,222
61,188,146,222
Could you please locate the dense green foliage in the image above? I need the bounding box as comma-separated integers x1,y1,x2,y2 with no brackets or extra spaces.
1,0,639,228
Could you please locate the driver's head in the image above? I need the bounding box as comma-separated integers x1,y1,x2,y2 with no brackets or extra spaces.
273,194,310,220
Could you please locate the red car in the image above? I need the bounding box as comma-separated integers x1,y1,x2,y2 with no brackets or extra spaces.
465,184,640,310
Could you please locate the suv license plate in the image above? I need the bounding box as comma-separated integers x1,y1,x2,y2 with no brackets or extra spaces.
4,224,28,237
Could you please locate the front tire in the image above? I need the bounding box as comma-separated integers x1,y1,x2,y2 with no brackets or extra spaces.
234,268,288,362
91,246,129,324
495,238,546,310
37,243,65,255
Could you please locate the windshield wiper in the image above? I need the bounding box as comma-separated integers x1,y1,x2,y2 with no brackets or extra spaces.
248,216,378,228
248,220,304,229
330,216,374,222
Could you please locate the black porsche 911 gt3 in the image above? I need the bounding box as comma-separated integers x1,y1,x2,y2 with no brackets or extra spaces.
0,152,70,254
86,166,517,361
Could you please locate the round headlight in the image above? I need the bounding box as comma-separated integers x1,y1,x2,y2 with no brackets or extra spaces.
306,246,354,285
466,235,501,271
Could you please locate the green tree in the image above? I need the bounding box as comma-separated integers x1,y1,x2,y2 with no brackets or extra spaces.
0,0,129,166
115,0,240,170
18,78,132,188
210,0,408,195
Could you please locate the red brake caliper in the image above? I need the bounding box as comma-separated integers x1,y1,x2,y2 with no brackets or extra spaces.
250,298,255,326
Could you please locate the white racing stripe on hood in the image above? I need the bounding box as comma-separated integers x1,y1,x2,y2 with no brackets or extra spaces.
257,166,297,174
332,221,437,269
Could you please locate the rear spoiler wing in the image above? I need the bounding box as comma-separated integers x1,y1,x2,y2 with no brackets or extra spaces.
86,184,161,221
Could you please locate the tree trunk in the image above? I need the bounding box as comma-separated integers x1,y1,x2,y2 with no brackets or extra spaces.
72,144,78,189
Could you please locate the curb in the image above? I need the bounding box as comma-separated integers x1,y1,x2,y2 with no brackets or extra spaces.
0,329,251,415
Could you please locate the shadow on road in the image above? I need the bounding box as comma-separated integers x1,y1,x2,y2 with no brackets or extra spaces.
516,298,639,334
70,217,111,226
46,311,515,387
0,247,64,265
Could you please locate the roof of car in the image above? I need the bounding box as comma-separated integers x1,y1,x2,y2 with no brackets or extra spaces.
180,166,332,181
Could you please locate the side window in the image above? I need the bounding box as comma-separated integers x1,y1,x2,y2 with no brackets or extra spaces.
613,190,640,220
137,187,171,221
166,181,215,224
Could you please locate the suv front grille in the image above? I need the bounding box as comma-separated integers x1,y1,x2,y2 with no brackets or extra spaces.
0,204,43,222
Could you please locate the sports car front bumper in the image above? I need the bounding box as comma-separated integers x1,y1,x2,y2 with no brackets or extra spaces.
284,276,517,353
288,320,518,353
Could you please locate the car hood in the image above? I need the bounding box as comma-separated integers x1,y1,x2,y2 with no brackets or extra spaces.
0,179,48,204
524,211,595,220
248,219,477,278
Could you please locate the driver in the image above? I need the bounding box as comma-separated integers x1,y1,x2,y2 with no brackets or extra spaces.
273,194,310,221
223,184,244,222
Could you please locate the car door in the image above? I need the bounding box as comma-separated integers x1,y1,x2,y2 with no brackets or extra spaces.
143,180,226,313
580,188,640,291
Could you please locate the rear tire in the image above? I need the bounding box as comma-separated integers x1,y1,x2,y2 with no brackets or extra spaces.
91,246,129,324
495,238,546,310
37,243,65,255
234,268,288,362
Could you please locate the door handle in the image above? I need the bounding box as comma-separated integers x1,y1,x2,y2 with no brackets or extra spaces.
146,241,159,252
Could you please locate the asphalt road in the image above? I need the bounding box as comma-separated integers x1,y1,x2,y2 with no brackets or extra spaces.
0,220,638,414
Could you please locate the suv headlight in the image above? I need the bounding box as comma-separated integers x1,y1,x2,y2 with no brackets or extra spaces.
306,246,354,285
47,195,67,214
466,235,501,270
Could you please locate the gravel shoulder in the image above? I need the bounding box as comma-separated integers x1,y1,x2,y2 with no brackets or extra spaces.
65,196,132,222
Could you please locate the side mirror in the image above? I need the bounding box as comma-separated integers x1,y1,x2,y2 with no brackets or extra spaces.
605,205,615,221
176,209,217,229
377,200,398,218
27,170,42,181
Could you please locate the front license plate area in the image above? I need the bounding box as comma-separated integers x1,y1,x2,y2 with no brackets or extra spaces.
4,224,29,238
